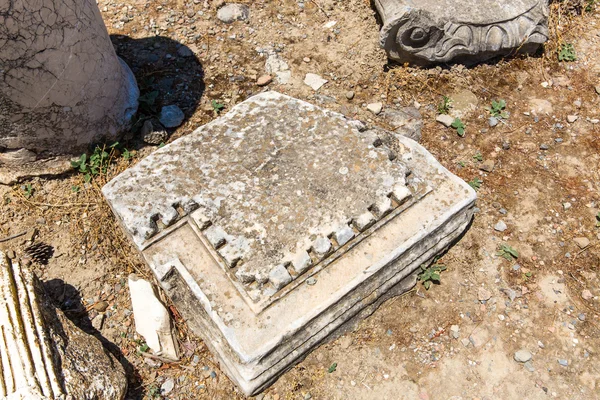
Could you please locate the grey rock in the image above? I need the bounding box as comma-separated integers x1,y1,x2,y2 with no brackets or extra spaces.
217,3,249,23
524,361,535,372
374,0,548,65
161,378,175,395
382,107,423,142
91,313,105,330
488,116,499,127
159,105,185,128
566,115,578,123
514,349,532,363
436,114,454,127
345,91,355,100
494,220,507,232
540,143,549,150
177,46,194,57
141,120,168,145
558,359,568,367
265,54,291,84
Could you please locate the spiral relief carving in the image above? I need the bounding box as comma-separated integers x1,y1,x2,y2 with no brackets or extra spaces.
375,0,549,65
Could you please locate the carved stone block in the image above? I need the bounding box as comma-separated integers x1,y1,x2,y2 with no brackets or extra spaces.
103,92,476,395
374,0,549,65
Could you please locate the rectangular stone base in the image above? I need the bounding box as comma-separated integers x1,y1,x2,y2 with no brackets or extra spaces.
102,92,476,395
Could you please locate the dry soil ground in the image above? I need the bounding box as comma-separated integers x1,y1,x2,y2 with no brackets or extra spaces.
1,1,600,399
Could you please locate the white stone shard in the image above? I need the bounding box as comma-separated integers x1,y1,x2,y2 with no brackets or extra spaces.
128,274,179,361
103,92,476,396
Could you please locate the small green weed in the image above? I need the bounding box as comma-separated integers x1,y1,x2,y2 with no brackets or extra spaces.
458,161,466,167
71,185,80,193
586,0,597,12
418,259,447,290
328,362,337,373
468,178,482,191
22,184,34,199
473,152,483,162
71,142,132,183
211,100,225,114
451,118,465,137
139,342,150,353
487,99,508,119
497,244,519,261
558,43,577,62
147,384,161,399
438,96,452,115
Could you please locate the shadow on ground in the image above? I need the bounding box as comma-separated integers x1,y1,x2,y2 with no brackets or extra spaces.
110,35,205,147
44,278,144,399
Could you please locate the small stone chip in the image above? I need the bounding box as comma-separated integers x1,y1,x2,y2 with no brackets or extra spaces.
312,237,332,256
269,264,292,290
514,349,532,363
334,226,355,246
292,251,313,274
352,211,376,232
436,114,454,127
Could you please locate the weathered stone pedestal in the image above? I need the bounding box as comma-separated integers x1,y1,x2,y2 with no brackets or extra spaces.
103,92,476,395
374,0,549,65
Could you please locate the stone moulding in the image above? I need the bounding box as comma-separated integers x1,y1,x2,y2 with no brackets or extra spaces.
374,0,549,65
102,92,477,395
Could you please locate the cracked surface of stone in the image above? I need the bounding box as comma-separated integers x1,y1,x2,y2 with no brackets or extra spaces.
0,0,139,161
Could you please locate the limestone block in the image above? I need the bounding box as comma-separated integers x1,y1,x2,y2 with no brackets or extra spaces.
128,274,179,361
103,92,476,395
0,251,127,400
374,0,549,65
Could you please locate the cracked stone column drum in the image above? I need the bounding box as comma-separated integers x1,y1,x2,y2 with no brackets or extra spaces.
0,0,139,165
374,0,549,65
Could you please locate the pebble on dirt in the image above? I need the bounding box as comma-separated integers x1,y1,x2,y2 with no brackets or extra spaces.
367,102,383,115
256,75,273,87
159,105,185,128
573,237,590,249
436,114,454,127
478,287,492,302
217,3,250,23
514,349,532,363
494,220,507,232
161,377,175,395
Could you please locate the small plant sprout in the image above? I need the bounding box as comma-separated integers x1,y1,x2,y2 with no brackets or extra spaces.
418,259,447,290
487,99,508,119
468,177,482,191
473,152,483,162
497,244,519,261
211,100,225,114
451,118,466,137
438,96,452,115
71,142,131,183
328,362,338,373
22,184,34,199
558,43,576,62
